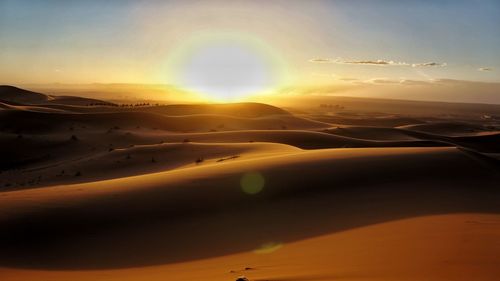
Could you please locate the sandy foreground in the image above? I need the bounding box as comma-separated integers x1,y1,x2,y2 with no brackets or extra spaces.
0,213,498,281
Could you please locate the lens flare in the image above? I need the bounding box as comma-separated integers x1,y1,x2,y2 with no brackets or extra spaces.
253,242,283,254
164,33,289,102
240,171,265,195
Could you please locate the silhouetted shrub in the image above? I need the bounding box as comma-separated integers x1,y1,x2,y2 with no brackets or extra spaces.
74,171,81,177
195,157,204,164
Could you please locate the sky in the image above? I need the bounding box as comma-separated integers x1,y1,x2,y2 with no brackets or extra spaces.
1,0,499,103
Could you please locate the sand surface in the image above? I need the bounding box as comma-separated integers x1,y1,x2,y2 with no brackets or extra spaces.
1,86,499,280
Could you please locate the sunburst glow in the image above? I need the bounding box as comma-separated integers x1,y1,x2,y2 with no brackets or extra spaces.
165,34,287,102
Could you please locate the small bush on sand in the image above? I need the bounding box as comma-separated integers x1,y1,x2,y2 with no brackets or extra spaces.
195,157,204,164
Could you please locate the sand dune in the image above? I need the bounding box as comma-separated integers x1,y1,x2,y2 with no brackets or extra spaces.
0,110,328,134
307,113,426,127
0,85,49,104
1,213,497,281
1,142,300,187
0,128,450,187
323,126,421,140
398,121,496,136
0,85,114,106
0,147,498,270
1,86,499,281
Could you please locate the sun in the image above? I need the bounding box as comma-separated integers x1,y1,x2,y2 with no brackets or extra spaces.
165,33,288,102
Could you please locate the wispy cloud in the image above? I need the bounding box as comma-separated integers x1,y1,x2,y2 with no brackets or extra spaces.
309,57,446,67
411,62,447,67
364,78,433,86
365,78,401,84
338,77,359,82
478,67,493,71
342,60,409,66
308,58,334,63
399,79,432,86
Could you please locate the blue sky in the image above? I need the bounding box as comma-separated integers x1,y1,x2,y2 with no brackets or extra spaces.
1,0,499,102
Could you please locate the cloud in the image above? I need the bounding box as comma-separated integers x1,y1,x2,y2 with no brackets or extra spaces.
338,77,359,82
411,62,447,67
308,58,336,63
309,57,446,67
366,78,401,84
342,60,409,66
364,78,434,86
478,67,493,72
399,79,432,86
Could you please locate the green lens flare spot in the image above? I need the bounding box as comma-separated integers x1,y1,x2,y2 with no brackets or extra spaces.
240,172,265,195
253,242,283,254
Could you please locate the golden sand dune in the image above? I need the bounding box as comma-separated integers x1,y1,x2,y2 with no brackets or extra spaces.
2,214,497,281
0,85,113,106
0,147,498,269
1,87,499,281
398,121,495,136
3,142,300,187
0,110,328,134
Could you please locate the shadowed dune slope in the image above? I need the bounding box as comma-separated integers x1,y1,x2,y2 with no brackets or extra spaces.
0,110,329,134
164,130,449,149
0,85,48,104
398,121,497,136
0,213,498,281
1,142,300,187
18,102,294,116
146,102,291,117
323,126,421,141
0,85,114,106
0,147,498,269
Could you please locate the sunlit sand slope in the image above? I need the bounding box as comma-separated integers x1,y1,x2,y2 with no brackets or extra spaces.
0,147,498,272
1,213,497,281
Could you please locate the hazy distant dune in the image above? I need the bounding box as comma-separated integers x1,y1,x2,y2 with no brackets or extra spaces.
399,121,497,136
0,85,115,107
0,85,49,104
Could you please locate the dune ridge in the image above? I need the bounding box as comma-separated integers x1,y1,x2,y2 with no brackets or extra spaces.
0,86,499,281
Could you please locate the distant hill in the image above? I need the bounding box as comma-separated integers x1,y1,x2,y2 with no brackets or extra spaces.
0,85,115,106
0,85,48,104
